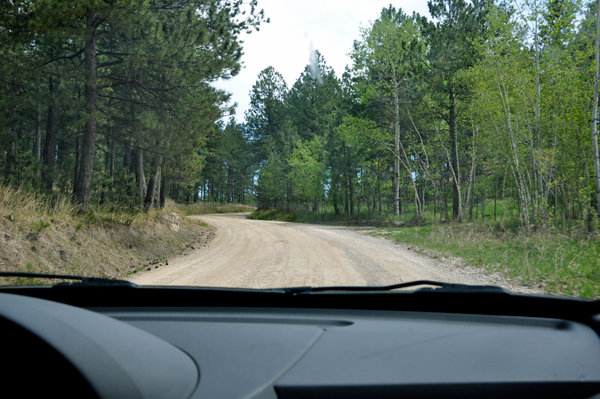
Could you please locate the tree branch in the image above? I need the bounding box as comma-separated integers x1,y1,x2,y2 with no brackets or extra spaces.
39,48,84,67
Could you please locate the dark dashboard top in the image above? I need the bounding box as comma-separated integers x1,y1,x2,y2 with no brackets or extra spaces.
2,283,600,399
2,282,599,323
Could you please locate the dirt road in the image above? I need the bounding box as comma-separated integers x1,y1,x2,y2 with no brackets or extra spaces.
129,213,539,292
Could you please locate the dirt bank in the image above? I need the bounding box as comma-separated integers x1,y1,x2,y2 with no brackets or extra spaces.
0,210,209,281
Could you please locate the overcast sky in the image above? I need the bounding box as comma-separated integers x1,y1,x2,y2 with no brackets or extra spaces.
212,0,431,123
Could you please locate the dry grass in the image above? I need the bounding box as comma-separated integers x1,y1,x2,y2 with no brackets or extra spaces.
0,186,209,284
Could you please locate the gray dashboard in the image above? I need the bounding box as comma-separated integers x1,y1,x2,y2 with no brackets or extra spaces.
3,291,600,399
99,307,600,399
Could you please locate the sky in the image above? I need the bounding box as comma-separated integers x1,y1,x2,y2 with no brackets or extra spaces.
212,0,431,123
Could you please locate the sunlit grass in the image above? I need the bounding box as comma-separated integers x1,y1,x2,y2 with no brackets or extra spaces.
369,221,600,298
0,185,205,285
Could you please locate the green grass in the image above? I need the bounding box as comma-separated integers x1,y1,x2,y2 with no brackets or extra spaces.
368,220,600,298
126,266,146,276
32,220,51,233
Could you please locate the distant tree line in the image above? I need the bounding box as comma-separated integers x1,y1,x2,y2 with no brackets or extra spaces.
0,0,266,209
204,0,600,227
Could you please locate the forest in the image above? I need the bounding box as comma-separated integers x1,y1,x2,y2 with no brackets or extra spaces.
0,0,266,209
2,0,600,229
206,0,600,228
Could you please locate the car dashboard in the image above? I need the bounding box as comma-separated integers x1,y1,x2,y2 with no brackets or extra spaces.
2,285,600,399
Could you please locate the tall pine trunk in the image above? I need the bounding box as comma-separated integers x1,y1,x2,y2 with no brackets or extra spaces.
45,78,59,191
109,134,115,180
159,174,166,209
74,13,99,207
135,147,146,204
4,83,17,184
34,107,42,186
74,136,81,193
144,155,162,210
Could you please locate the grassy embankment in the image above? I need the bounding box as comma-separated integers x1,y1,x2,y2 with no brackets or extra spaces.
0,185,220,285
371,222,600,298
249,205,600,298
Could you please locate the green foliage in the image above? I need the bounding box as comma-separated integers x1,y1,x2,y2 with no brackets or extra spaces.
583,206,599,233
247,209,297,222
126,267,146,276
32,220,51,233
541,0,579,45
246,67,288,151
286,51,341,141
289,137,326,203
200,118,256,204
256,151,288,207
0,0,268,207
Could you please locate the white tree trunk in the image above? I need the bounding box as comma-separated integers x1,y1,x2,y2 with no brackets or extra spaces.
592,0,600,215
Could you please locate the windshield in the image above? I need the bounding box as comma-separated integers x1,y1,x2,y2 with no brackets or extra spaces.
0,0,598,299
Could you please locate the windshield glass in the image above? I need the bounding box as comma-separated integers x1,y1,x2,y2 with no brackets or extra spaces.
0,0,598,298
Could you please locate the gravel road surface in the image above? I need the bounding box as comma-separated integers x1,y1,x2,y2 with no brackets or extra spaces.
129,213,543,293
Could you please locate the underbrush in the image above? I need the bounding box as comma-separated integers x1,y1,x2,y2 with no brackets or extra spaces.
369,220,600,298
177,202,256,216
251,208,429,226
247,209,298,222
0,186,208,284
294,211,429,226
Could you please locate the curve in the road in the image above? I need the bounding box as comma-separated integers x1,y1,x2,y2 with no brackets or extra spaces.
129,213,478,289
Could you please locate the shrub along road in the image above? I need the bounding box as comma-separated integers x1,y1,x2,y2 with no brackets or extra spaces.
129,213,543,293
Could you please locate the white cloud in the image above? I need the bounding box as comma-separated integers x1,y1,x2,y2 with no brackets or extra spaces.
212,0,430,122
